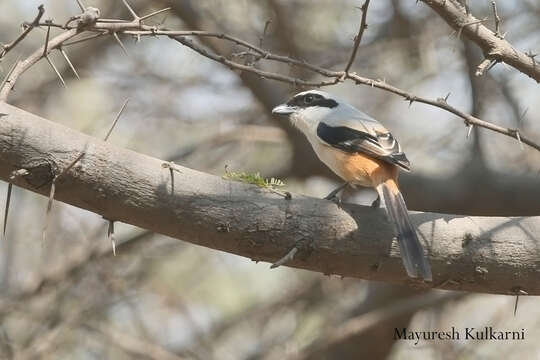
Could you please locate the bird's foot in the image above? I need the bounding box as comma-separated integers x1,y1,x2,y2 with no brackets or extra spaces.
327,194,343,207
371,194,380,209
324,182,348,201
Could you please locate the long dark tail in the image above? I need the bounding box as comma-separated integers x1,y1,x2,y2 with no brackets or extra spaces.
378,179,432,281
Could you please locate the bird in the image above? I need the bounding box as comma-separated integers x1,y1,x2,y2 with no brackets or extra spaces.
272,90,432,281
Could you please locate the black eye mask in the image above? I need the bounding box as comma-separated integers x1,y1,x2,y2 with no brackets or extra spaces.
287,93,338,109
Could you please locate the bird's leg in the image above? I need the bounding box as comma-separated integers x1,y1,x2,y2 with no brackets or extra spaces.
324,182,349,202
371,194,381,209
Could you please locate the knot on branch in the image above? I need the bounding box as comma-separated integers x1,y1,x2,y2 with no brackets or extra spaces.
78,7,100,27
16,158,57,189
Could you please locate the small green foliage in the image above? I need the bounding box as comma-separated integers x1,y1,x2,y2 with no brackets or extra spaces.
223,166,285,189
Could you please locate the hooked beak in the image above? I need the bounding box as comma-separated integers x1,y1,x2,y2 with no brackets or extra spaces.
272,104,296,115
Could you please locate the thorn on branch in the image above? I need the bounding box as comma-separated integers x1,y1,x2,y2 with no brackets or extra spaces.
456,18,487,40
103,98,129,141
59,47,80,79
511,286,528,316
42,20,52,57
107,219,116,256
112,32,129,56
514,129,524,150
139,7,171,22
526,50,538,64
2,183,12,244
517,107,528,128
475,58,497,77
45,56,67,88
466,124,473,138
444,92,451,102
405,95,417,107
42,180,56,245
75,0,86,12
437,93,450,104
162,161,182,195
270,247,298,269
122,0,139,20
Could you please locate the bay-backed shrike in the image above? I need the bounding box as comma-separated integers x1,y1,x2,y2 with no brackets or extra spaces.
272,90,432,281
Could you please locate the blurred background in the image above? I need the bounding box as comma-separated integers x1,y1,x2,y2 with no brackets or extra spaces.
1,0,540,359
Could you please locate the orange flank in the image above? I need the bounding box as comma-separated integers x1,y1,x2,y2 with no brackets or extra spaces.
337,151,399,188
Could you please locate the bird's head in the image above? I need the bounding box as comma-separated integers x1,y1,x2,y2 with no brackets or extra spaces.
272,90,340,131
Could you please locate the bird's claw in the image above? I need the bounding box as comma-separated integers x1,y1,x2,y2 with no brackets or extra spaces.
324,182,348,201
371,195,380,209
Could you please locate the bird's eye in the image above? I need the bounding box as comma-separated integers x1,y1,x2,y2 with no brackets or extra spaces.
304,94,314,104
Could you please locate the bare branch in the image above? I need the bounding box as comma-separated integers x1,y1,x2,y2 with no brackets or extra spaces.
0,28,78,101
1,8,539,154
491,1,502,38
0,5,45,59
344,0,370,73
0,56,21,95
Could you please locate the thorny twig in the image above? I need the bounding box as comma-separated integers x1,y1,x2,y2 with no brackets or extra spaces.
491,1,503,38
42,152,86,244
0,5,45,59
1,2,540,153
344,0,370,74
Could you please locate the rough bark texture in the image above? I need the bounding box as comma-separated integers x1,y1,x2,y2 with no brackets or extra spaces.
421,0,540,82
0,102,539,295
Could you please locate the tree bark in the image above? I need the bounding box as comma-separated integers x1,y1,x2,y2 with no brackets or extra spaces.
0,102,539,295
421,0,540,82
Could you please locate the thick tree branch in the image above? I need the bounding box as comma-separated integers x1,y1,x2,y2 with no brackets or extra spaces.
420,0,540,82
0,102,538,295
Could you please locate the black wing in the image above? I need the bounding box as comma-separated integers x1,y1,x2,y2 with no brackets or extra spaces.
316,122,410,171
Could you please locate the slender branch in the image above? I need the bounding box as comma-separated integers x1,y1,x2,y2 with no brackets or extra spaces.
1,102,539,295
171,35,338,87
0,5,45,59
344,0,370,73
491,1,502,38
0,29,79,101
1,9,539,154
